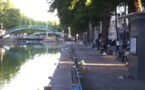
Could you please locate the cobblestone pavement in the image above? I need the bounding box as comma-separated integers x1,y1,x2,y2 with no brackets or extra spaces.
49,41,145,90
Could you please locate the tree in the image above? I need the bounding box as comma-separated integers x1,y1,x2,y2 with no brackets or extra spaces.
142,0,145,6
50,0,144,45
3,9,21,29
50,0,123,42
74,0,122,44
50,0,99,41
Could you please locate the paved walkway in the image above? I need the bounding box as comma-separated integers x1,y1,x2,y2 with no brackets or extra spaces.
49,41,145,90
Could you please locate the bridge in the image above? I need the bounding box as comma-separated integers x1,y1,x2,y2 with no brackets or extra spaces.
0,25,62,38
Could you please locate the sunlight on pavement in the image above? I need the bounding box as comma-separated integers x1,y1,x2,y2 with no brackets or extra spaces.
83,63,126,66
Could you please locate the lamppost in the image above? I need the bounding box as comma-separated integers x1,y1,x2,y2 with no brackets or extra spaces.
46,0,49,39
46,21,48,39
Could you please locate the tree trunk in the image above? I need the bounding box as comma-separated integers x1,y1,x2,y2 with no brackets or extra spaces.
115,8,119,40
127,0,142,41
89,21,93,44
134,0,142,12
87,26,90,43
101,16,111,45
127,0,142,13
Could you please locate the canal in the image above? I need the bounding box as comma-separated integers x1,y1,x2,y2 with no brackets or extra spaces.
0,43,62,90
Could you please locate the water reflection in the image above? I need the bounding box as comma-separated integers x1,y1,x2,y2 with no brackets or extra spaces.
0,44,61,90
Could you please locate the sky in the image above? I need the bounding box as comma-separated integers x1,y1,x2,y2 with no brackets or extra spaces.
10,0,59,22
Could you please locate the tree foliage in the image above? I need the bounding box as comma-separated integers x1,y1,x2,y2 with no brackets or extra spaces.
142,0,145,6
50,0,91,35
50,0,143,44
50,0,123,40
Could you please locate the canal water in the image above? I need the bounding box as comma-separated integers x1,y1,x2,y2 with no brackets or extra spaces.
0,43,62,90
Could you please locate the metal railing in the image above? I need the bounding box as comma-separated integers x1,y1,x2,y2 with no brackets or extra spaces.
0,25,61,38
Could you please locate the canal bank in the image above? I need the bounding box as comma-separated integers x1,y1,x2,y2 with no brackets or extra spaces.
0,38,64,46
48,41,145,90
0,38,17,46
